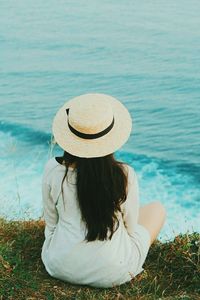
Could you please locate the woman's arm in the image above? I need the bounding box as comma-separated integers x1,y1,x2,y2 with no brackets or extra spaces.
121,165,140,236
42,178,59,239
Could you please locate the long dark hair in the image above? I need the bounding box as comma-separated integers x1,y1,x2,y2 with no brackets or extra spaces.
60,151,128,242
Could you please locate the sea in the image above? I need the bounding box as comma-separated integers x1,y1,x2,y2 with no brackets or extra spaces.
0,0,200,242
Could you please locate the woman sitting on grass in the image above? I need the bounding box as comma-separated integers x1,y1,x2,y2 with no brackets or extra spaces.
41,93,166,288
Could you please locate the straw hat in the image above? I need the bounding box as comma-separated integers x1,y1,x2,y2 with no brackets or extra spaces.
52,93,132,158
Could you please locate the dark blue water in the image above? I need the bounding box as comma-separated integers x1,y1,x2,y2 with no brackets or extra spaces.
0,1,200,241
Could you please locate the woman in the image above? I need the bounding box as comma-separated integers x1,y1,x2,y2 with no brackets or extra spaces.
41,93,166,288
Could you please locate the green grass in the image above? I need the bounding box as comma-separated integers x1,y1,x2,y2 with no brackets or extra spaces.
0,218,199,300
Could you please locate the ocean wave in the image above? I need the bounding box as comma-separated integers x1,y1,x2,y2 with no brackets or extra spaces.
1,119,200,181
0,120,51,145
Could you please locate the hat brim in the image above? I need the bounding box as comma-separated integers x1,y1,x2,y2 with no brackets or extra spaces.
52,94,132,158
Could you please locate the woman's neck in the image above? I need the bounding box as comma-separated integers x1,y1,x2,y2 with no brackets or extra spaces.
55,156,76,169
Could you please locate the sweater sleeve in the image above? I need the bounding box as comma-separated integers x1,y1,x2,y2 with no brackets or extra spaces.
42,177,58,239
121,165,140,236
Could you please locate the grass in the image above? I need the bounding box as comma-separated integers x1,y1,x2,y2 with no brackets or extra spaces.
0,218,199,300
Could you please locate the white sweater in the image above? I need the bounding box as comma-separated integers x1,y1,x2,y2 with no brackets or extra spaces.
41,157,150,288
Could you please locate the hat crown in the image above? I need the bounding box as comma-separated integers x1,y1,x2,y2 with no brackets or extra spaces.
68,94,113,134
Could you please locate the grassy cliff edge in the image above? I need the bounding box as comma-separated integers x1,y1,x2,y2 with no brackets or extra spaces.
0,218,199,300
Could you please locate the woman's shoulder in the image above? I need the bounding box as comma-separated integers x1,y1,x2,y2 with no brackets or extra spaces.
121,163,136,176
121,163,137,186
43,157,58,172
42,157,64,181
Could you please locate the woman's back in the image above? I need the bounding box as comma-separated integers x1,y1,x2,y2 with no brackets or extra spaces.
41,157,151,288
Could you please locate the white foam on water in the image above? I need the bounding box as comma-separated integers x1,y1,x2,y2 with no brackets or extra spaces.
116,152,200,242
0,131,47,220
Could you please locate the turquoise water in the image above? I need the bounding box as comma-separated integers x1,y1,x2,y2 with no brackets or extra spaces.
0,1,200,241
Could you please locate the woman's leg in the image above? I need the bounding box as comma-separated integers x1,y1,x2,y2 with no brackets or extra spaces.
138,201,166,246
